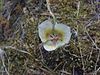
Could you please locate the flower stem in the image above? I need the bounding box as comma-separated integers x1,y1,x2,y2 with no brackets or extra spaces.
46,0,57,33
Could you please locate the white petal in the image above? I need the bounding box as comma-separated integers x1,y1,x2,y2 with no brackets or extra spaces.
56,40,65,47
38,20,53,42
55,23,71,44
43,41,57,51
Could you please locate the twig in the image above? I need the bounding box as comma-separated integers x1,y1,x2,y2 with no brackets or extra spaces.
94,49,100,75
76,1,80,18
0,46,32,56
53,61,63,71
79,44,85,72
0,48,9,75
95,67,100,73
40,62,57,75
84,27,100,75
12,16,21,28
1,57,9,75
88,47,94,60
72,65,74,75
76,1,85,73
39,44,44,63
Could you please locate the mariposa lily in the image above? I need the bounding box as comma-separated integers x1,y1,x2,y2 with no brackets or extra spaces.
38,20,71,51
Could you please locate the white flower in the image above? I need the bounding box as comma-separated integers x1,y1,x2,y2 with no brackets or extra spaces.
38,20,71,51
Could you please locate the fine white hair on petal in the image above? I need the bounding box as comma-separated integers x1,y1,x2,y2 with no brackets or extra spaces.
38,20,53,42
55,23,71,44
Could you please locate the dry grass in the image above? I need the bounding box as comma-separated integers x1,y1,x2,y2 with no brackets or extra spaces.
0,0,100,75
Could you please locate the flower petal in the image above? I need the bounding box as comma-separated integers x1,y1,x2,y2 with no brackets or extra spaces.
55,23,71,44
38,20,53,42
43,41,57,51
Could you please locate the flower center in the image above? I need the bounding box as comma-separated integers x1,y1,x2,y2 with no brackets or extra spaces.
49,34,60,45
45,28,64,44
